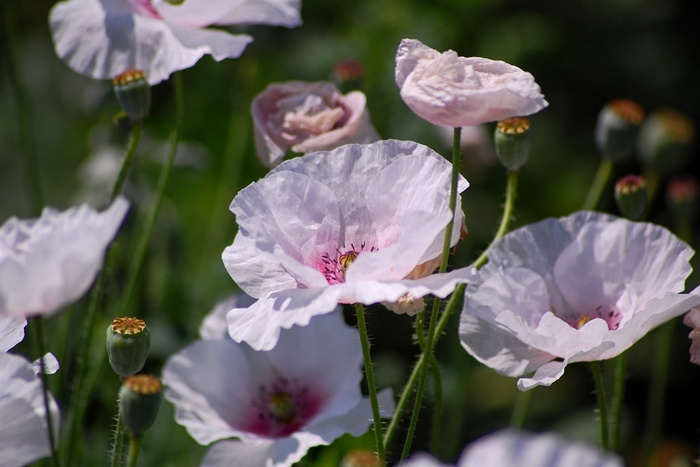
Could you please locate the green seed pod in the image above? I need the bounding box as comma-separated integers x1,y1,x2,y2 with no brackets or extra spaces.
106,317,150,377
494,117,532,172
119,375,163,437
637,108,695,177
614,175,648,220
595,99,645,163
666,177,699,223
113,69,151,123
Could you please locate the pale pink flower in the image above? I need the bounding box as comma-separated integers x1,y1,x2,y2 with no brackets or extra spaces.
0,198,129,318
460,211,700,390
222,140,475,351
404,430,623,467
395,38,548,127
162,311,394,467
252,81,380,167
50,0,301,85
683,308,700,365
0,352,60,467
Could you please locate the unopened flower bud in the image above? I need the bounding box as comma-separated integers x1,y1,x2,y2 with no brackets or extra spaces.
638,108,695,176
595,99,645,163
106,317,150,377
666,177,699,222
614,175,648,220
494,117,532,171
119,374,162,437
113,69,151,123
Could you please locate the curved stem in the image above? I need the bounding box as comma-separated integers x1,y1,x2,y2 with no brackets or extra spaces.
474,171,519,269
590,361,610,450
582,158,613,211
110,122,143,202
510,387,534,429
354,304,385,465
118,73,183,316
126,435,143,467
31,318,59,467
610,352,627,452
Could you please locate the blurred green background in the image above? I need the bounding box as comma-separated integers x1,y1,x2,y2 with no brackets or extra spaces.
2,0,700,465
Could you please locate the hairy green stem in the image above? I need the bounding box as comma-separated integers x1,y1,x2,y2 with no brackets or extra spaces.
591,361,610,450
582,158,613,211
31,318,59,467
354,303,385,465
429,356,443,455
110,410,125,467
110,122,143,202
474,171,519,269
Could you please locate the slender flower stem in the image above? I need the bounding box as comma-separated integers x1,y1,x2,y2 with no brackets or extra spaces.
609,353,627,452
590,361,610,450
582,157,613,211
110,122,143,202
474,171,519,269
510,387,535,428
643,320,675,463
119,73,183,316
429,358,443,455
110,410,126,467
354,303,385,465
31,318,59,467
126,435,143,467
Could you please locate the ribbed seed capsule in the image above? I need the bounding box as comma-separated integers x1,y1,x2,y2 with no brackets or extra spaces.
614,175,648,220
113,69,151,123
106,317,150,377
119,375,163,437
495,117,532,171
595,99,645,163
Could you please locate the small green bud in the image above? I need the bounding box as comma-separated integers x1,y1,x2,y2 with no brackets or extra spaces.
106,317,150,377
638,108,695,177
494,117,532,172
113,69,151,123
666,177,699,222
614,175,648,220
595,99,645,163
119,374,163,437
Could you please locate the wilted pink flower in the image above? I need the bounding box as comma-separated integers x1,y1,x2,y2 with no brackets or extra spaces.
50,0,301,85
223,140,475,350
252,81,380,167
395,38,548,127
162,312,394,467
460,211,700,390
0,198,129,318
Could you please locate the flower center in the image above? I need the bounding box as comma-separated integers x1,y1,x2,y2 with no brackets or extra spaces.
246,377,323,438
270,93,348,145
319,243,376,285
561,306,622,331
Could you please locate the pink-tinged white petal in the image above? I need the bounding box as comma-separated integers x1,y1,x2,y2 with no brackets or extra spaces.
252,82,379,168
201,440,272,467
200,293,256,340
457,430,624,467
0,315,26,353
460,211,698,390
0,353,60,467
0,197,129,318
50,0,252,85
31,353,60,376
395,38,548,127
156,0,301,29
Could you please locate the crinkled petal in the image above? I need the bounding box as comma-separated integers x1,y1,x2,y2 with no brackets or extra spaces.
0,315,26,352
0,197,129,318
201,440,272,467
156,0,301,29
200,293,256,340
31,353,60,376
50,0,251,85
458,429,624,467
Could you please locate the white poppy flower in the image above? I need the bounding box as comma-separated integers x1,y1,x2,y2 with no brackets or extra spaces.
199,293,256,340
222,139,476,351
460,211,700,390
252,81,380,168
0,198,129,318
162,311,394,467
0,353,60,467
395,38,548,128
404,430,623,467
0,315,27,353
49,0,302,85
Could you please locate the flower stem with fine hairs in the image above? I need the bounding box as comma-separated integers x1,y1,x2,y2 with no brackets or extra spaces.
354,303,385,465
590,361,610,450
582,157,613,211
31,318,59,467
474,170,519,269
109,411,126,467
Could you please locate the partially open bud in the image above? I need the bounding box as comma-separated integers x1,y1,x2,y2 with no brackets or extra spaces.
595,99,645,163
495,117,532,171
614,175,648,220
119,375,163,437
113,69,151,123
666,177,699,222
106,317,150,377
638,108,695,177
